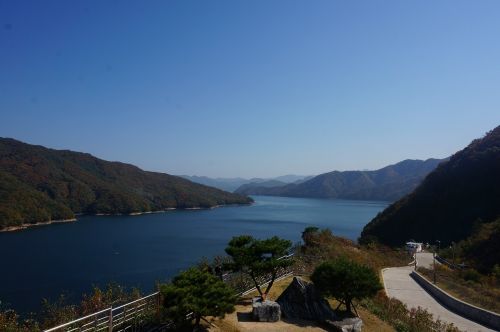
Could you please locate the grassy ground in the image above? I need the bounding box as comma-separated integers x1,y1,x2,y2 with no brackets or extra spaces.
199,229,464,332
208,275,395,332
294,230,410,277
419,266,500,313
294,229,463,332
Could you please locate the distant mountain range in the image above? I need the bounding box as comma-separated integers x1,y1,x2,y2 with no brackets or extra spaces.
234,159,445,201
360,125,500,265
180,174,313,192
0,138,252,230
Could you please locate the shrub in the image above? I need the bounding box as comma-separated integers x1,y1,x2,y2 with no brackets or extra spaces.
301,226,320,247
0,310,39,332
160,267,236,329
361,293,461,332
311,258,382,314
461,269,481,283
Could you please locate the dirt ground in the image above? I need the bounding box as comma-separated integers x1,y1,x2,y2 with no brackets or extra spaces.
207,276,394,332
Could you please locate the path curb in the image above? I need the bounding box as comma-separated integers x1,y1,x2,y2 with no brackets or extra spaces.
411,271,500,330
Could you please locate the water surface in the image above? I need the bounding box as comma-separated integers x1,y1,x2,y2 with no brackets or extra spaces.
0,195,387,313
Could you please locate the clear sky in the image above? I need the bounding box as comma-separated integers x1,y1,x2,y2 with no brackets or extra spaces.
1,1,499,178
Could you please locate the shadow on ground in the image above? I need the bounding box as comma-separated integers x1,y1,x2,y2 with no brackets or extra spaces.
236,312,253,322
236,305,327,330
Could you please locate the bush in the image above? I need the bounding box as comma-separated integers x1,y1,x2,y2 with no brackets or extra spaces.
160,267,236,329
0,310,39,332
311,258,382,313
461,269,481,283
361,293,461,332
39,284,143,330
301,226,320,247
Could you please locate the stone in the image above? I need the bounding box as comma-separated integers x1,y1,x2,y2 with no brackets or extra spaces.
252,297,281,322
276,276,336,321
325,317,363,332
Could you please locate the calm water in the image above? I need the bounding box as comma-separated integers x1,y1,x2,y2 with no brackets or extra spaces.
0,195,387,314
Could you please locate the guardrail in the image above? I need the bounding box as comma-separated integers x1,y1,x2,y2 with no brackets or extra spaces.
44,292,159,332
411,271,500,330
435,255,466,270
44,253,294,331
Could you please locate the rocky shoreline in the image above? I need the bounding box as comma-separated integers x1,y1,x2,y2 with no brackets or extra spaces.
0,218,77,233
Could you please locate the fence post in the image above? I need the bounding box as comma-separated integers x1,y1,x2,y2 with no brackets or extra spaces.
108,307,113,332
156,285,161,320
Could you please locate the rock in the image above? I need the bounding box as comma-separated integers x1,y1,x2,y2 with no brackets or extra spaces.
325,317,363,332
252,297,281,322
276,276,336,321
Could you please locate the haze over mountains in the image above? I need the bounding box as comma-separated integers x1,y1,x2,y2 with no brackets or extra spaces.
180,175,313,192
0,138,252,230
234,159,445,202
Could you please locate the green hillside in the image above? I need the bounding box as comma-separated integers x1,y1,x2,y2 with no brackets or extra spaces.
360,126,500,256
0,138,253,229
235,159,444,201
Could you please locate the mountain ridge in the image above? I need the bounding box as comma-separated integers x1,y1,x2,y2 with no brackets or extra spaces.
360,126,500,250
0,138,253,230
235,158,445,201
180,174,312,192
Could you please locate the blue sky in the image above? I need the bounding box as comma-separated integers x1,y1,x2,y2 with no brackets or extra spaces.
1,1,499,178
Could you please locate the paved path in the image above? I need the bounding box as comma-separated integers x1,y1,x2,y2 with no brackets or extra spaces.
382,266,494,332
416,252,436,269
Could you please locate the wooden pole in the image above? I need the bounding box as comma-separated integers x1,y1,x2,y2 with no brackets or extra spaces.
414,250,417,271
433,251,436,284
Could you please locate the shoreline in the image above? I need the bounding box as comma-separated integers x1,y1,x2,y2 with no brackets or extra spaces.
128,208,177,216
0,218,77,233
0,202,253,233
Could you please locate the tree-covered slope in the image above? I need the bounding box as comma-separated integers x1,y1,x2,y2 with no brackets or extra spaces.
0,138,253,229
235,159,443,201
454,217,500,273
360,126,500,247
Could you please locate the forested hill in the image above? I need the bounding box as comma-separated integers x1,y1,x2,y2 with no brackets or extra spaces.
360,126,500,249
235,159,444,201
0,138,253,230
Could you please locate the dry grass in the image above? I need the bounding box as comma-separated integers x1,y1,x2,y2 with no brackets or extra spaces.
419,266,500,313
326,298,394,332
295,230,463,332
295,229,409,277
211,276,395,332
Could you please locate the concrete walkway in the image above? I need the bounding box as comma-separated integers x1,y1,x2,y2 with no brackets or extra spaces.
382,266,494,332
416,251,436,269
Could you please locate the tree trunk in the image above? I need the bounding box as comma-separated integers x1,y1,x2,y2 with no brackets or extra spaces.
345,299,352,313
250,272,264,298
194,314,201,330
263,271,277,301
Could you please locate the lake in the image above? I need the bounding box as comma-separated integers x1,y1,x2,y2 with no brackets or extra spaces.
0,195,388,314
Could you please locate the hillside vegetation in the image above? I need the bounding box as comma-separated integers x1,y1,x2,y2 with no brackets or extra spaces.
360,126,500,272
0,138,252,229
235,159,444,201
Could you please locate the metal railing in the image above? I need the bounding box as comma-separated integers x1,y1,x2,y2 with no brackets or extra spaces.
435,255,467,270
44,292,159,332
44,253,294,332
